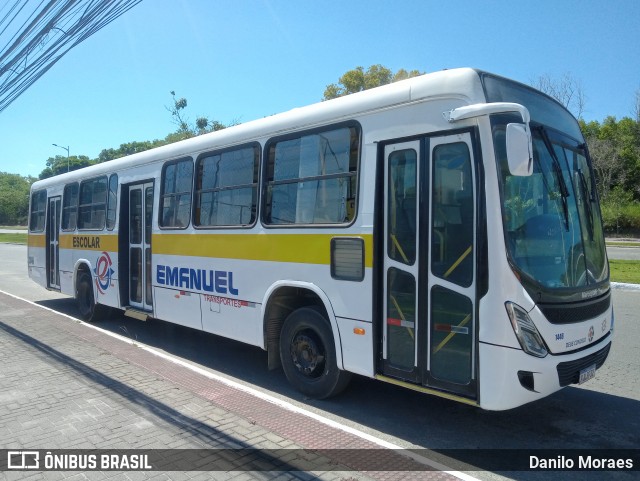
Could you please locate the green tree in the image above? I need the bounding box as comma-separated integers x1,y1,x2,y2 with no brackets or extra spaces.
38,155,93,179
323,65,423,100
98,140,167,163
167,90,227,140
0,172,33,225
583,116,640,201
603,186,634,234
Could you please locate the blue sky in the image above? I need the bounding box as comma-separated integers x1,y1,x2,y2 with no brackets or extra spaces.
1,0,639,178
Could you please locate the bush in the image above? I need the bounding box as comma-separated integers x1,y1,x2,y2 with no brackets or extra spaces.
601,198,640,235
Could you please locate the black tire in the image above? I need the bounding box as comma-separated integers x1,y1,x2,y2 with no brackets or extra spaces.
279,307,351,399
75,271,109,322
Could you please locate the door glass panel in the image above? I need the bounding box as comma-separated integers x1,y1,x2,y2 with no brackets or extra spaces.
49,244,55,282
48,198,60,288
128,183,153,309
388,149,417,265
431,142,473,286
145,187,153,244
130,247,142,303
130,190,142,245
386,267,416,370
430,286,472,384
145,247,152,305
144,186,153,307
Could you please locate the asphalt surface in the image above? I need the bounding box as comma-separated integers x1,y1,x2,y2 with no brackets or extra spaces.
607,245,640,260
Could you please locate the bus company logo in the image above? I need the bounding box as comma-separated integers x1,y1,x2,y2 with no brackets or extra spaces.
588,325,594,343
94,251,114,294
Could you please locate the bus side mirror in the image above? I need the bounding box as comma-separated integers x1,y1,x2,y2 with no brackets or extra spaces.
506,123,533,176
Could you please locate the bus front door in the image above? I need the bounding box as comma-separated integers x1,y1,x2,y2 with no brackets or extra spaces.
128,182,154,311
46,196,61,289
382,133,477,399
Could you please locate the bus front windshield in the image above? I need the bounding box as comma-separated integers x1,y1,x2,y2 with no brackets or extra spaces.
493,116,608,290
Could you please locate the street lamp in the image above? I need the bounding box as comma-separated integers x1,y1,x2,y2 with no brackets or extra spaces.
52,143,70,172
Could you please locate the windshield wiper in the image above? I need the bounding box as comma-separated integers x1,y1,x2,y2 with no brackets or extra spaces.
535,126,570,231
578,169,595,240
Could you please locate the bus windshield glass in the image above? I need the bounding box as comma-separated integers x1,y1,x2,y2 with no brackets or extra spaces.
484,76,608,291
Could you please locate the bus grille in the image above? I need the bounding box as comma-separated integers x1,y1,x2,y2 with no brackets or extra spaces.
556,342,611,387
538,292,610,325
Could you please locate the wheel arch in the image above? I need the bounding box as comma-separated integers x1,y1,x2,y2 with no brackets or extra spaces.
73,259,94,294
261,281,344,371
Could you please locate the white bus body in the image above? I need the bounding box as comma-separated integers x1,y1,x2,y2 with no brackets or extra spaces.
28,68,612,410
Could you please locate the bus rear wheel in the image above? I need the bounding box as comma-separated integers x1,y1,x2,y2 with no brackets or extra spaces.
75,271,109,322
279,307,351,399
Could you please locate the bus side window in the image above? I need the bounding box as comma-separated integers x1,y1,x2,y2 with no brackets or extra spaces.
62,183,79,231
264,124,359,225
160,157,193,229
106,174,118,230
29,190,47,232
78,176,108,230
195,144,259,227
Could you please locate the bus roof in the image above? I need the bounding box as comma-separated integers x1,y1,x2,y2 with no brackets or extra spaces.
32,67,487,190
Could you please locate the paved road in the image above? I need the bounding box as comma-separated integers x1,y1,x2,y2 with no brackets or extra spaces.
607,245,640,260
1,243,639,481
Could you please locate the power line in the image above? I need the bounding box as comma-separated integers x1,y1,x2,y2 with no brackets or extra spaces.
0,0,142,113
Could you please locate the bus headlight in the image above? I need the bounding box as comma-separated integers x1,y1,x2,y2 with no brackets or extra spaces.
505,302,548,358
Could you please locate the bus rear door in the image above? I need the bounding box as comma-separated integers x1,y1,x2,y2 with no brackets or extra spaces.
121,181,154,312
46,196,61,290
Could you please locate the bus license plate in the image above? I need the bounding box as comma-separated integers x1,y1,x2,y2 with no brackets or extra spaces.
578,364,596,384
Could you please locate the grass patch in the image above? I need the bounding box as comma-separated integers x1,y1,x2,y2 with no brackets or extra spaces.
609,259,640,284
0,233,27,244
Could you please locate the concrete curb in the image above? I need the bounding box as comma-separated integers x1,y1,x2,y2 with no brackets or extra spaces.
611,282,640,291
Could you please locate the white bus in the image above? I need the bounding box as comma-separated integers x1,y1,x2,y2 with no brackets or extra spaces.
28,68,612,410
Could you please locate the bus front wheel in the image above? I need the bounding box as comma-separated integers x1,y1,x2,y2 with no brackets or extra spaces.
279,307,351,399
75,271,108,322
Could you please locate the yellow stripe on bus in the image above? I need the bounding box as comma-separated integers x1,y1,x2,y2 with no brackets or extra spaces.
27,234,46,248
59,234,119,251
153,233,374,267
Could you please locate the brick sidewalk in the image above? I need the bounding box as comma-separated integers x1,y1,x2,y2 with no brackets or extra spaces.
0,292,458,481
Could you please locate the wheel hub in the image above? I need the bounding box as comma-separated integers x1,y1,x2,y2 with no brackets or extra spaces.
291,332,325,377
